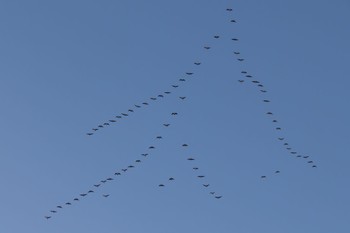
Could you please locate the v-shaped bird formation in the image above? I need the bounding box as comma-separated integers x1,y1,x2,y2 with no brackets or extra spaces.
45,7,316,220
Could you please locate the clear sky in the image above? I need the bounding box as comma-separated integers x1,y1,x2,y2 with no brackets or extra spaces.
1,0,350,232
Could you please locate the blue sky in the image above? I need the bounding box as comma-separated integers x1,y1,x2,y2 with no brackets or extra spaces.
0,0,350,232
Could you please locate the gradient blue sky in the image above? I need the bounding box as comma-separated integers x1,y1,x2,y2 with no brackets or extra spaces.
1,1,350,232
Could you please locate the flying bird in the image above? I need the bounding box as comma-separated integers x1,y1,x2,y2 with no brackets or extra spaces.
103,123,110,126
204,46,211,50
134,104,141,108
237,58,244,61
73,198,79,201
203,184,210,187
193,167,199,170
276,127,282,130
210,192,215,195
141,153,148,157
215,196,223,199
149,146,155,149
232,38,239,41
57,206,63,209
122,169,128,172
187,158,195,161
172,85,179,88
121,113,128,116
156,136,162,139
65,202,72,205
109,120,116,122
263,100,270,103
179,96,186,100
260,90,267,93
80,194,87,197
214,35,220,39
45,216,51,219
230,19,236,23
164,91,171,94
163,124,170,127
261,176,267,179
88,190,94,193
238,80,244,83
159,184,165,187
171,112,178,115
278,138,285,141
107,178,113,181
92,128,98,131
98,125,104,128
158,94,164,98
114,172,121,175
252,80,260,83
169,177,175,181
275,171,281,174
150,97,157,100
198,175,205,178
86,133,93,136
241,71,247,74
194,62,201,65
115,116,122,119
128,109,134,112
50,210,57,213
226,8,233,11
128,165,135,168
102,194,110,198
186,72,194,75
94,184,101,187
182,144,188,147
234,52,240,55
142,102,149,105
179,79,186,82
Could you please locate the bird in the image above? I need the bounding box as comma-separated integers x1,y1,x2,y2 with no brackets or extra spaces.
246,75,252,78
186,72,194,75
234,51,240,55
45,216,51,219
107,178,113,181
158,94,164,98
210,192,215,195
312,165,317,168
159,184,165,187
50,210,57,213
128,109,134,112
128,165,135,168
204,46,211,49
261,176,267,179
172,85,179,88
275,171,281,174
141,153,148,157
203,184,210,187
307,161,314,164
230,19,236,23
134,104,141,108
232,38,239,41
215,196,223,199
102,194,110,198
194,62,201,65
179,78,186,82
187,158,195,161
263,100,270,103
57,206,63,209
241,71,247,74
267,112,273,115
142,102,149,105
122,169,128,172
291,152,297,155
73,198,79,201
114,172,121,175
92,128,98,131
182,144,188,147
164,91,171,94
149,146,155,149
65,202,72,205
226,8,233,11
214,35,220,39
169,177,175,181
297,155,302,158
276,127,282,130
80,194,87,197
286,148,292,150
109,120,116,123
198,175,205,178
252,80,260,83
238,80,244,83
121,113,128,116
101,180,107,183
278,138,285,141
98,125,104,128
156,136,162,139
94,184,101,187
179,96,186,100
163,124,170,127
260,90,267,93
150,97,157,100
86,133,93,136
103,123,110,126
193,167,199,170
303,156,310,159
237,58,244,61
115,115,122,119
171,112,178,115
88,190,94,193
273,120,278,123
258,84,264,87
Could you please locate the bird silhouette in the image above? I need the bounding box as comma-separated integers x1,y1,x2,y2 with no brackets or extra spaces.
204,46,211,50
186,72,194,75
194,62,201,65
203,184,210,187
214,35,220,39
102,194,110,198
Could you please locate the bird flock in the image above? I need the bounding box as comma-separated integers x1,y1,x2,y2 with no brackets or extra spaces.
45,7,316,220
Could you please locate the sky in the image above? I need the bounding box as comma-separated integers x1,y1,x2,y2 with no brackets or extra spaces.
0,0,350,232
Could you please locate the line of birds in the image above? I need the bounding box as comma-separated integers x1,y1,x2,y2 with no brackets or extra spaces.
47,7,317,220
224,8,317,175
